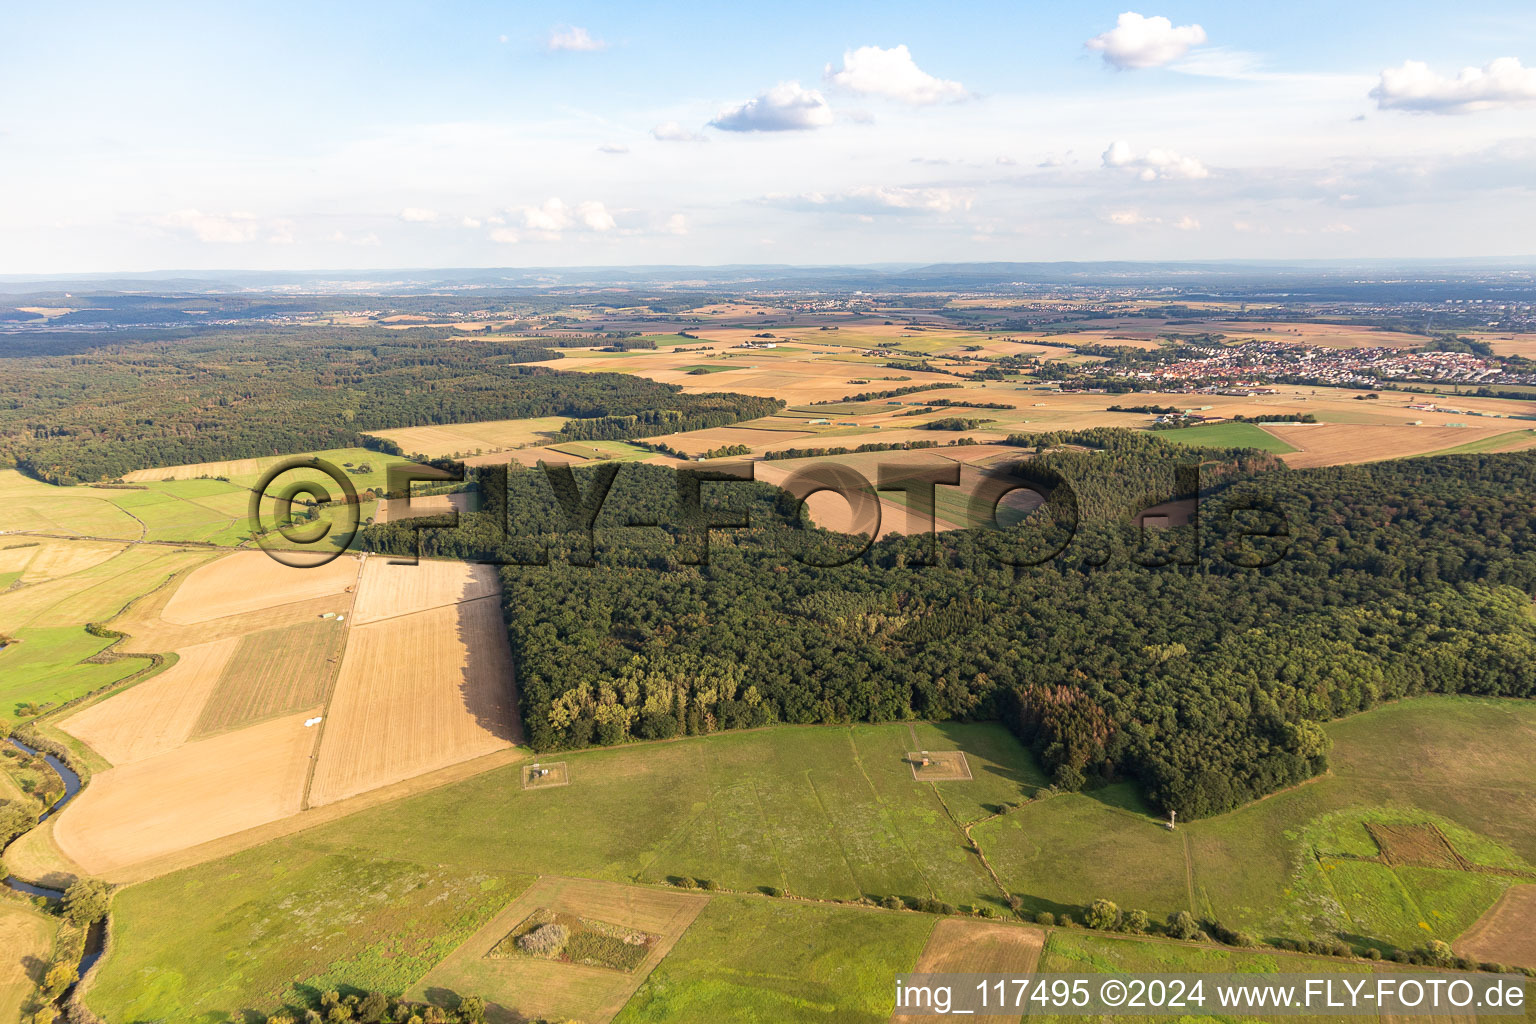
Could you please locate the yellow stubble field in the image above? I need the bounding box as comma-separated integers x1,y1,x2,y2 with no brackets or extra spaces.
306,594,520,806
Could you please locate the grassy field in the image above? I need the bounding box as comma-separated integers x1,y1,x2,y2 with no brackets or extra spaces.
1151,422,1300,452
0,543,213,718
88,844,532,1024
0,626,142,718
1029,930,1375,1024
613,897,932,1024
84,698,1536,1019
1422,427,1536,456
547,440,656,462
192,618,347,736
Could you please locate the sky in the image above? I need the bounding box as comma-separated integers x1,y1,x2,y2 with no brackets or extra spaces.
2,1,1534,273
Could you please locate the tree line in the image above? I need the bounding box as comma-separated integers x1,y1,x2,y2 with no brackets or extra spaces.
358,432,1536,819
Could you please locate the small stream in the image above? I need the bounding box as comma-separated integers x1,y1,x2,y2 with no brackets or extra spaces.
7,736,83,823
3,737,81,902
2,735,105,996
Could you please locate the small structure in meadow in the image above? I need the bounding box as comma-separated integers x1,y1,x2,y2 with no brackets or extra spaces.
907,750,972,782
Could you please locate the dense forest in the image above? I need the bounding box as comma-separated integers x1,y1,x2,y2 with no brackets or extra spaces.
0,327,779,482
360,432,1536,819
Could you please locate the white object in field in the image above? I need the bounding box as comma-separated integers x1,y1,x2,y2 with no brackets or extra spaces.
336,615,345,622
321,612,335,619
304,716,323,727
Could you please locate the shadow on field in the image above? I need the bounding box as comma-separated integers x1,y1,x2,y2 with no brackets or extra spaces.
450,565,525,746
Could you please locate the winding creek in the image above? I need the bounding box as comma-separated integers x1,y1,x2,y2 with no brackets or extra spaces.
2,736,107,986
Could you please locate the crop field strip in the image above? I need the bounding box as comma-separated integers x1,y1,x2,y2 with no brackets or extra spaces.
192,618,349,736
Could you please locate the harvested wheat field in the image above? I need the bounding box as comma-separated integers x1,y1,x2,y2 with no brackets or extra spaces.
121,456,269,483
374,491,468,524
192,618,348,736
900,919,1044,1024
12,539,129,582
348,555,498,624
1453,884,1536,969
53,711,319,875
306,595,519,806
365,416,568,458
1264,423,1516,468
60,636,241,765
413,876,709,1024
160,550,361,624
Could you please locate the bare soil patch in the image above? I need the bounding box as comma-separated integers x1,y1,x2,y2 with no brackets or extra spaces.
908,751,973,782
1453,884,1536,969
899,918,1044,1023
1367,823,1471,871
522,761,570,789
60,636,241,765
160,550,360,624
53,711,319,874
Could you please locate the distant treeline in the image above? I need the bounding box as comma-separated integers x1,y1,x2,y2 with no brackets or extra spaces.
0,327,778,483
810,382,961,405
359,430,1536,819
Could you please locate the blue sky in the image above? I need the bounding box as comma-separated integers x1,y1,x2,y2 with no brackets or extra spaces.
3,2,1534,271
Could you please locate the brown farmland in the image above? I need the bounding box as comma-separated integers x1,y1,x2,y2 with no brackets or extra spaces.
53,711,319,875
159,550,361,624
60,636,241,765
306,594,520,806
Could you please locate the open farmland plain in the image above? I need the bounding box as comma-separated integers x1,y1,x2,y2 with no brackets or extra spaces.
9,292,1536,1024
13,546,518,885
81,694,1536,1021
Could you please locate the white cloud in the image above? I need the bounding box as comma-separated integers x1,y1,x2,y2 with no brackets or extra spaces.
1102,140,1209,181
651,121,707,143
398,207,438,222
489,227,519,244
1086,12,1207,70
1106,209,1155,226
766,185,972,215
597,143,629,154
824,44,968,104
329,230,380,247
577,200,616,231
1174,215,1200,231
521,198,571,233
547,26,605,52
710,81,834,132
460,216,482,229
1371,57,1536,114
513,198,616,237
156,209,262,244
664,213,689,235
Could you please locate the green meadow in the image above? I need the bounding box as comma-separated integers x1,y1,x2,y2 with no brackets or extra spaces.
90,697,1536,1020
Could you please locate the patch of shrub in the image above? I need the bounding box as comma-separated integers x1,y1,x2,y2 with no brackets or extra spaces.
517,922,570,956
